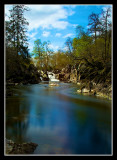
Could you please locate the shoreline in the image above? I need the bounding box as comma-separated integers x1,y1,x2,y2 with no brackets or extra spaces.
76,82,112,101
6,80,112,101
5,139,38,154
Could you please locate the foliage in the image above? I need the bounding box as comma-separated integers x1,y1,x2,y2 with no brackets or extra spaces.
5,5,40,83
6,5,29,57
68,7,112,85
50,50,71,71
5,5,112,86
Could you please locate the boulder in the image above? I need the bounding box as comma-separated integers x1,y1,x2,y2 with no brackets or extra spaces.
77,89,81,93
49,83,59,86
82,88,89,93
6,139,38,154
77,82,81,85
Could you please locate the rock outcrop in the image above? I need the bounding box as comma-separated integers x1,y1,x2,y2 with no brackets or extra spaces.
6,139,38,154
77,82,112,100
70,68,77,83
54,65,77,83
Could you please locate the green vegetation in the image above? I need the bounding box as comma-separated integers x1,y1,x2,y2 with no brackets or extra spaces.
5,5,112,88
6,5,40,84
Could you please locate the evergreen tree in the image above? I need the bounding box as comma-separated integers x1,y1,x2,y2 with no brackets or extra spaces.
88,13,101,41
8,5,29,57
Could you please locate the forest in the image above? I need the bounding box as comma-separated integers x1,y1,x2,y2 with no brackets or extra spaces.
5,5,112,90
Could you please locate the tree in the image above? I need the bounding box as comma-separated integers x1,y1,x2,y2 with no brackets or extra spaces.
32,39,45,69
43,41,53,71
73,28,93,62
75,25,85,39
65,37,73,56
32,39,43,57
8,5,29,57
100,7,112,61
88,13,101,41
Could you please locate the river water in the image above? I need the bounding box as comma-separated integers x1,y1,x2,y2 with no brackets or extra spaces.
6,82,112,155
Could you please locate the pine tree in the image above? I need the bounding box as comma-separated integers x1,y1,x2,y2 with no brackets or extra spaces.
8,5,29,57
88,13,101,41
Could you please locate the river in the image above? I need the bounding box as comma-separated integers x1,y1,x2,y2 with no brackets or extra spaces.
6,82,112,155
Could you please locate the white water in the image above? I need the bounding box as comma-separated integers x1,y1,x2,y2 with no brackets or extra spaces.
48,72,59,82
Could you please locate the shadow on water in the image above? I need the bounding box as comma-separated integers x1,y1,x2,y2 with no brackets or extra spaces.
5,82,112,154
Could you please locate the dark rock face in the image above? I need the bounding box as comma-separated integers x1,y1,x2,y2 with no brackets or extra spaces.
6,140,38,154
70,69,77,83
54,65,77,83
58,73,65,81
64,73,70,81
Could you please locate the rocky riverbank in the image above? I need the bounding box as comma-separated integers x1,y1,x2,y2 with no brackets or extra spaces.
52,65,112,100
76,82,112,100
5,139,38,154
6,64,112,100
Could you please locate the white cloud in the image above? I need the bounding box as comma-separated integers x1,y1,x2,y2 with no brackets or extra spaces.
55,33,62,37
63,46,69,51
42,31,50,37
87,25,90,29
28,41,34,52
48,44,59,51
102,5,112,11
72,24,78,28
5,5,12,21
24,5,74,31
5,5,76,31
63,33,74,38
27,31,38,38
100,5,112,23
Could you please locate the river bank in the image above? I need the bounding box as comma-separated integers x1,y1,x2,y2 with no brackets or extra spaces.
5,139,38,154
6,63,112,101
6,77,112,101
76,82,112,100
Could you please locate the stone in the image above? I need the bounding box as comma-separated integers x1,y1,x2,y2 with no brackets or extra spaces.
5,139,38,154
77,89,81,93
49,83,59,86
77,87,89,94
82,88,89,93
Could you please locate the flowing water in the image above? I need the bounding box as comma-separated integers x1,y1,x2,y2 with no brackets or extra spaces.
5,82,112,155
48,72,59,82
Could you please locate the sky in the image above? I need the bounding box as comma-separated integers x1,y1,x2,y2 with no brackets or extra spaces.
5,4,112,53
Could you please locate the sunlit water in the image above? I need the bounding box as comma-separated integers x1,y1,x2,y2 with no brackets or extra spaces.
6,82,112,155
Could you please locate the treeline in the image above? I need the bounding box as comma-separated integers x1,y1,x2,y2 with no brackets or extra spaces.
32,7,112,85
70,8,112,85
5,5,112,86
5,5,40,83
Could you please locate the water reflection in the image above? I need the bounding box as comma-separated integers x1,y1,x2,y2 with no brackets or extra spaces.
6,83,111,154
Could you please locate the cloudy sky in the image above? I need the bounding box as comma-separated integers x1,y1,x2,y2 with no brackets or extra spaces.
5,4,112,53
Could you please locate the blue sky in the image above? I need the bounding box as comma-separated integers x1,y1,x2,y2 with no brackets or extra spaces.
5,4,112,53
